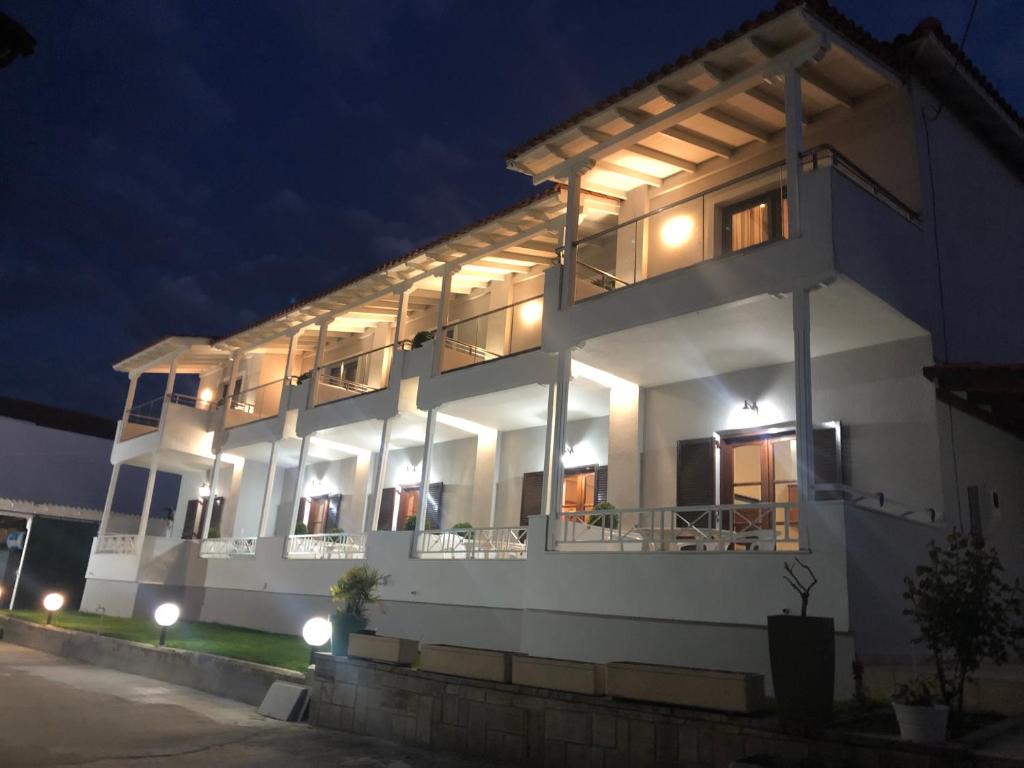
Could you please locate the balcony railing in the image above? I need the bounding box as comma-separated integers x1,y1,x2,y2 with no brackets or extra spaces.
224,379,284,428
555,503,799,553
415,526,529,560
568,144,917,304
313,344,393,406
199,536,257,558
120,395,164,440
94,534,138,555
439,295,543,373
286,532,367,559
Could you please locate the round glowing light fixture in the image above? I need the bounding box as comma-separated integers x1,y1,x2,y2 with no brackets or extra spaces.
154,602,180,628
154,602,180,646
520,299,543,326
660,214,695,248
199,387,214,403
302,616,333,662
302,617,332,648
43,592,64,625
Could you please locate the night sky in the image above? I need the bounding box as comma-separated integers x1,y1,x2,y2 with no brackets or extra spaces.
2,0,1021,419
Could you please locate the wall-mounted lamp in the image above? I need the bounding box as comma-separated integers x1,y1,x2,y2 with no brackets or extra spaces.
660,214,695,248
742,400,759,414
519,299,543,326
198,482,211,499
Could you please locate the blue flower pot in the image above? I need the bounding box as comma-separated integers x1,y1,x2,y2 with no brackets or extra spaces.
331,612,368,656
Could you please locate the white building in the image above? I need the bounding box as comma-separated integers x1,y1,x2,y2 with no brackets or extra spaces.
81,3,1024,696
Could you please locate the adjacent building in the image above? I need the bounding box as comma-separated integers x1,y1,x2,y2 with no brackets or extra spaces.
81,1,1024,695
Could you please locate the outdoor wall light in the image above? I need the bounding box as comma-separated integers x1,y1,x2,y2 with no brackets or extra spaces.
302,616,332,664
198,482,211,499
520,299,543,326
743,400,759,413
660,214,695,248
42,592,64,625
154,602,180,646
199,387,214,403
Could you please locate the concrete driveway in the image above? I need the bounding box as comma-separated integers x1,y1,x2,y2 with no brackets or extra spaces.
0,642,502,767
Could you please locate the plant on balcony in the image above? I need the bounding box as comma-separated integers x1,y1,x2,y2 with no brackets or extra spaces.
588,502,616,528
294,521,308,535
451,521,473,539
411,330,434,348
767,558,834,735
903,530,1024,724
329,565,385,656
207,527,220,539
403,514,418,531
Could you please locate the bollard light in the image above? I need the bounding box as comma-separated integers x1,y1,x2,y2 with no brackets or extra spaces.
154,602,180,646
302,616,332,664
42,592,64,625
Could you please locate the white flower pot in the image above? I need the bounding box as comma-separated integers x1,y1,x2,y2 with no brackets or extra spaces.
892,702,949,742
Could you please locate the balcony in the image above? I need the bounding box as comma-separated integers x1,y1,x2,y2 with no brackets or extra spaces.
286,532,366,560
199,536,257,559
312,344,394,407
224,379,285,429
439,296,543,373
567,145,917,306
414,526,529,560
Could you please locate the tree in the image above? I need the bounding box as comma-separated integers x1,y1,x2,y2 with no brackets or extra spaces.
903,530,1024,715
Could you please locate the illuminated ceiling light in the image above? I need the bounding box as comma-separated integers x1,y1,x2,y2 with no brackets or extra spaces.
660,214,695,248
519,299,543,326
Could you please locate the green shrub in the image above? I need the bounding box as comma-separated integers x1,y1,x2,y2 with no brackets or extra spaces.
330,565,385,618
294,521,308,535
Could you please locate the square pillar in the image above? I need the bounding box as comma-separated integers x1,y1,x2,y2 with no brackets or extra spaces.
784,68,803,238
99,463,121,535
257,441,280,538
542,350,571,523
201,452,223,539
366,418,392,531
471,429,499,528
607,381,642,509
284,435,311,546
135,454,160,556
793,288,814,502
416,409,438,530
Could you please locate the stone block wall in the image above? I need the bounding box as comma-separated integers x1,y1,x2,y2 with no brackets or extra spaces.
309,654,1001,768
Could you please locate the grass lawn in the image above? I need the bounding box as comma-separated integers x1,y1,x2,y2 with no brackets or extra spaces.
1,610,311,673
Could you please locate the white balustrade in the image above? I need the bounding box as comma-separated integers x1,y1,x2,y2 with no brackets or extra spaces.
415,526,528,560
94,534,138,555
286,532,367,560
199,536,257,559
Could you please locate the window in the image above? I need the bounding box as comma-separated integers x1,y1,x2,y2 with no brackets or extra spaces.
721,188,788,254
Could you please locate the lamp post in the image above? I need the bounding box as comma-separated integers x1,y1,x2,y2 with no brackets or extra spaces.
302,616,331,665
154,602,180,646
42,593,64,625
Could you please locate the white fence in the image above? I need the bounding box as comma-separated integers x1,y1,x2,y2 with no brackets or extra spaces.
415,526,528,560
199,537,257,559
555,503,800,552
286,533,367,560
94,534,138,555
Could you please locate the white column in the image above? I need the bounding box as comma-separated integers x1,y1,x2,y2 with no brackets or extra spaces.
201,453,222,539
307,321,329,409
99,463,121,535
159,357,178,430
416,409,438,530
350,451,373,532
784,68,802,238
542,351,571,521
280,330,300,413
393,289,410,347
470,429,499,528
560,164,589,307
793,288,814,502
121,374,139,426
431,269,453,375
366,418,392,531
8,515,33,609
607,381,642,509
257,441,280,538
286,435,311,543
136,454,160,548
219,355,242,431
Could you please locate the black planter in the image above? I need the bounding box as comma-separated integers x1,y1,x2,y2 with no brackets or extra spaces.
767,615,835,734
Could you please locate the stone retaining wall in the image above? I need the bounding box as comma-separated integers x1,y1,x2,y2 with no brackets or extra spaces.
310,654,1011,768
0,617,303,706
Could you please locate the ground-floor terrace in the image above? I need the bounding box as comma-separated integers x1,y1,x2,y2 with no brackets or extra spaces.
84,277,1024,698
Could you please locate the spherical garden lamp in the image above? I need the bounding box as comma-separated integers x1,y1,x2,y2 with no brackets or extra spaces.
302,616,332,664
154,602,180,646
42,592,64,625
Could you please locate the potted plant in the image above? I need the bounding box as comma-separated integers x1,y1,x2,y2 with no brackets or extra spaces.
589,501,616,528
902,530,1024,733
767,558,834,734
294,521,308,535
411,330,434,349
891,679,949,742
329,565,385,656
451,521,473,538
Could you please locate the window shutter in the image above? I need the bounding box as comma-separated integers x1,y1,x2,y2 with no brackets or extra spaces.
209,497,224,534
677,439,716,506
182,500,199,540
426,482,444,529
595,465,609,506
813,424,842,498
377,488,396,531
520,471,544,525
326,494,342,530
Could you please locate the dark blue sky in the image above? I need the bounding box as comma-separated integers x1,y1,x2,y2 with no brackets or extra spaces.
2,0,1020,418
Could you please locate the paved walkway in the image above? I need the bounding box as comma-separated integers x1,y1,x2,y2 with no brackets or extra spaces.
0,642,501,767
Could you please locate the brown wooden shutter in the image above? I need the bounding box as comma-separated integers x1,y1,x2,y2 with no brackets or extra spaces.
326,494,342,531
677,438,716,506
813,424,843,498
426,482,444,529
182,500,199,540
209,496,224,534
377,488,396,531
595,465,609,505
520,471,544,525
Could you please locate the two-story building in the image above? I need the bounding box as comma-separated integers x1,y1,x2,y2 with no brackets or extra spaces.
81,1,1024,697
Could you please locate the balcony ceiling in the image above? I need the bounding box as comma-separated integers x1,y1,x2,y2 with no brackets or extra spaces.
573,277,927,388
114,336,231,374
507,9,895,199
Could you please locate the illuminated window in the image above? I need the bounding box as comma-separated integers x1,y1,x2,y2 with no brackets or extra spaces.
721,188,788,254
